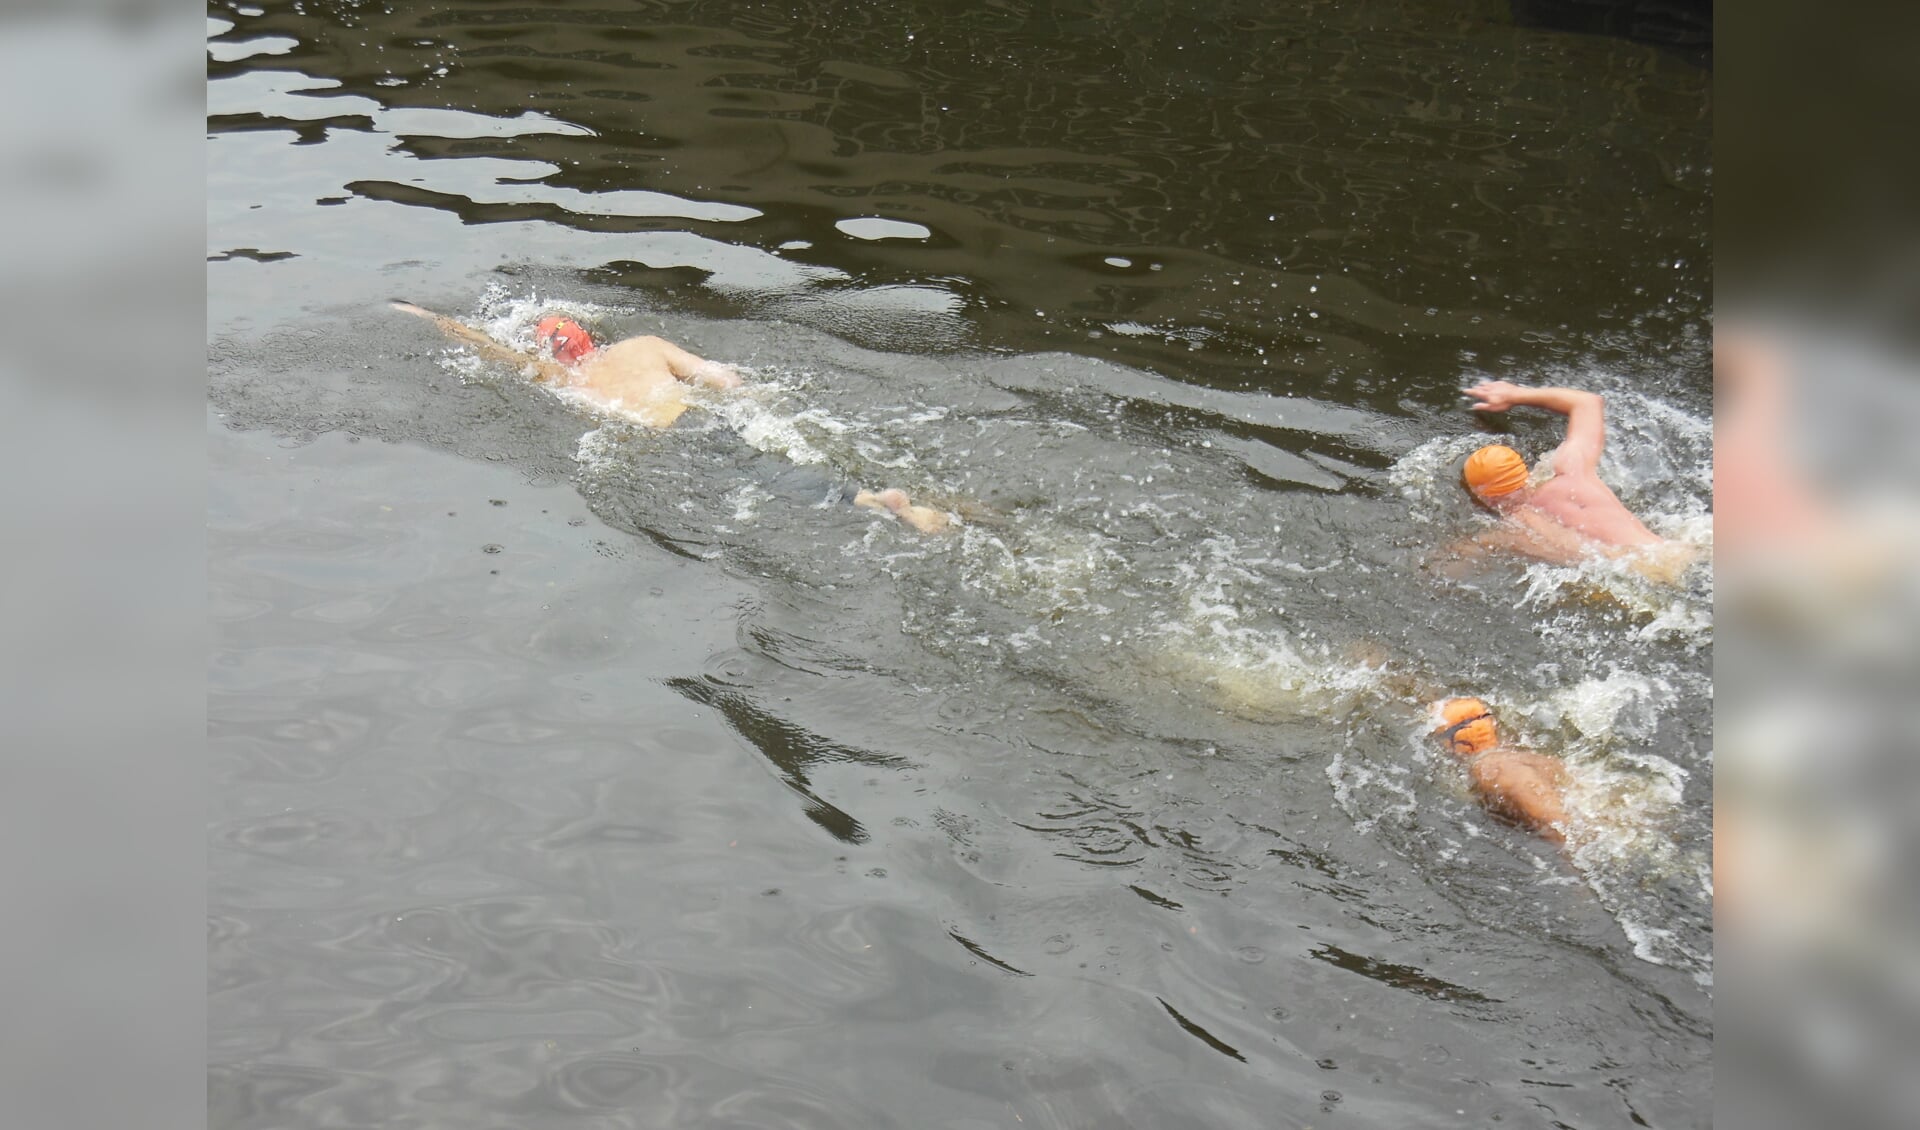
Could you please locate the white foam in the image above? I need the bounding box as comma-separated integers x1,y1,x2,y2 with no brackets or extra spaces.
1388,434,1487,519
725,483,768,523
717,398,832,466
1523,673,1711,977
573,425,620,471
471,284,629,354
1327,746,1419,834
1536,671,1674,746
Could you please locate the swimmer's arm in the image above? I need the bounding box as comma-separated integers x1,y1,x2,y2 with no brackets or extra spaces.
1465,381,1605,476
391,301,570,385
655,338,743,390
1439,524,1541,564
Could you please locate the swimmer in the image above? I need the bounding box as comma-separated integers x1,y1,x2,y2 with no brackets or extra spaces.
391,301,739,429
393,300,955,533
853,487,953,535
1449,381,1698,583
1430,696,1571,842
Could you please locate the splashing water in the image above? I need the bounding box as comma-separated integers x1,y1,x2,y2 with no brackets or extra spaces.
1374,378,1713,976
445,299,1716,974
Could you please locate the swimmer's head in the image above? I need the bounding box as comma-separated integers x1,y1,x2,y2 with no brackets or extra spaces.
536,315,595,365
1462,445,1529,504
1432,697,1499,757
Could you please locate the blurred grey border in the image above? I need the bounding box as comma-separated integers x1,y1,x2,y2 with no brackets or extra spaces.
1720,2,1920,1129
0,0,205,1128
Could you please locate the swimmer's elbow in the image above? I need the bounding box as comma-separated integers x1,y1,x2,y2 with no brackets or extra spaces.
1555,389,1603,419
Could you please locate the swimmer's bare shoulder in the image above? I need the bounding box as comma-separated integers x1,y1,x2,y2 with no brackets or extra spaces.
587,334,742,390
1465,750,1570,842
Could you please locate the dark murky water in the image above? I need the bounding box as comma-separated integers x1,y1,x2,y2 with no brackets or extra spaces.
209,2,1711,1125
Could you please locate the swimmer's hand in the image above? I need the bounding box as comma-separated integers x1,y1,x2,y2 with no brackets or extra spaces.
1463,380,1526,413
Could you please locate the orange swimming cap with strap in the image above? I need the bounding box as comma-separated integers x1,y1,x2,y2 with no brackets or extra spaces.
1434,697,1499,756
536,316,596,365
1462,445,1528,498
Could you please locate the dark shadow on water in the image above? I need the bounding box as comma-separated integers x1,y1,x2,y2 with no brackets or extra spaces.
1157,997,1248,1064
668,674,912,845
1128,884,1185,912
947,929,1034,978
1309,943,1501,1007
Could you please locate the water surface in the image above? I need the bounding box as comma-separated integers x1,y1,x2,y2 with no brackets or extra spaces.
209,2,1711,1125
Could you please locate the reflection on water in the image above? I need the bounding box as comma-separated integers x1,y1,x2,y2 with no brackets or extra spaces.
210,1,1710,1126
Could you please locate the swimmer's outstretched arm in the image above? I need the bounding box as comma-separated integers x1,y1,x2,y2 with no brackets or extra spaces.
391,301,571,385
1437,524,1550,566
1464,380,1606,477
1342,642,1450,704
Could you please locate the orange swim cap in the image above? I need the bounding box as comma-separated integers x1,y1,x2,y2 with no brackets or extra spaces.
1433,697,1499,756
1462,445,1528,498
536,315,596,365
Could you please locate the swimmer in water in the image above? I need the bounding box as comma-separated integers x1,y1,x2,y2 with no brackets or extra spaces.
1430,696,1571,842
393,301,954,535
392,301,740,428
1449,381,1698,583
851,487,952,534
